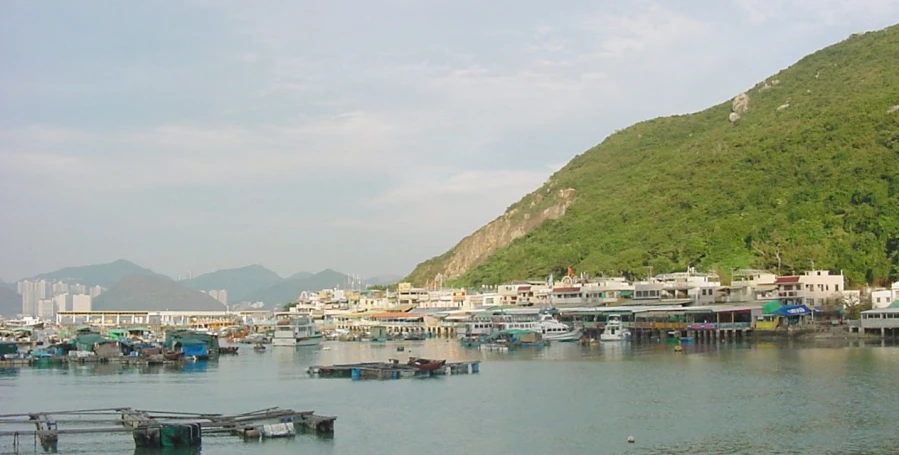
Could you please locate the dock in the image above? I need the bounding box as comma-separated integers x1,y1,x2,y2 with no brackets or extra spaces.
307,359,480,380
0,407,335,452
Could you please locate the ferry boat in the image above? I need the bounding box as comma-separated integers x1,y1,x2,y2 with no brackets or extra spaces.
272,312,323,347
499,314,582,342
461,311,581,342
599,314,631,341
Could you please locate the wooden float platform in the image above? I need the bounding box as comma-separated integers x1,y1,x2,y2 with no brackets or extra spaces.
307,359,480,380
0,406,335,453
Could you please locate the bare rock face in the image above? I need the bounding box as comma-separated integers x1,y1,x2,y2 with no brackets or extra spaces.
434,188,577,280
777,103,790,111
730,93,749,122
888,105,899,114
732,93,750,115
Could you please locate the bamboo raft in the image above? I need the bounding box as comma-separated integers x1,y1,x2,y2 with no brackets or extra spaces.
307,359,480,380
0,406,336,452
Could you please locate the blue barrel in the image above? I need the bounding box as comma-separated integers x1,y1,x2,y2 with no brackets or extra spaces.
471,363,479,373
392,371,399,380
351,368,360,381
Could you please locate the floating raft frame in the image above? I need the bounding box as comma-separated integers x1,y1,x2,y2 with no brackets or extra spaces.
307,360,480,380
0,406,335,453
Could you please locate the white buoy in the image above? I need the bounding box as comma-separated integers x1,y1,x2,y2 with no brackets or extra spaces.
627,436,635,443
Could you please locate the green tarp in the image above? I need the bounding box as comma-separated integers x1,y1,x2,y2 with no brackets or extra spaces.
0,342,18,356
73,333,114,351
763,301,783,315
889,301,899,309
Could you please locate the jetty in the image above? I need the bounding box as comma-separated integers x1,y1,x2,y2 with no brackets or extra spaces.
307,358,480,380
0,407,335,452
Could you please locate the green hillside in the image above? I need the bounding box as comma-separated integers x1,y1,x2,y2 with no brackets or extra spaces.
409,25,899,287
34,259,163,288
182,264,283,302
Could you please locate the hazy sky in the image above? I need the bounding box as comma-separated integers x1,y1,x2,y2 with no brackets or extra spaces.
1,1,897,281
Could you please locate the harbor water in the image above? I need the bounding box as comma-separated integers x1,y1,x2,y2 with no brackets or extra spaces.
1,339,898,455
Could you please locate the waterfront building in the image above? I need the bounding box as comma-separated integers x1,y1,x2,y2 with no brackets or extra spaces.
396,282,429,306
776,270,845,310
871,289,894,309
860,307,899,336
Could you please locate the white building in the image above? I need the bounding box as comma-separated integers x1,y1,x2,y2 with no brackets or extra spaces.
53,293,72,312
871,289,893,309
777,270,846,309
203,290,228,306
72,294,92,312
37,298,56,320
89,285,104,298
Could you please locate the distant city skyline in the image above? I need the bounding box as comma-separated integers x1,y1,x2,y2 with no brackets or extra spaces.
2,1,899,282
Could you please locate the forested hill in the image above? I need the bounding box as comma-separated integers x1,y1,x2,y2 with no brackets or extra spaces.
407,25,899,287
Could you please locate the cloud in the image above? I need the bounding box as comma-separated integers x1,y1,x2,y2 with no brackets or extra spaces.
581,3,712,58
0,112,409,190
4,0,899,279
735,0,899,26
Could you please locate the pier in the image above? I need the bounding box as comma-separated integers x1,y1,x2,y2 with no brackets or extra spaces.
308,359,480,380
0,407,336,453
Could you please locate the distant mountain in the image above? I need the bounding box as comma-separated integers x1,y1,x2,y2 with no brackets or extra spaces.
241,269,348,308
364,274,404,287
92,274,225,311
0,286,21,318
287,271,313,280
0,279,14,290
33,260,163,288
182,265,283,302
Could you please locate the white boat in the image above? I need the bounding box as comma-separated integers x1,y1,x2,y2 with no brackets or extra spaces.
272,312,323,347
599,315,631,341
498,314,582,342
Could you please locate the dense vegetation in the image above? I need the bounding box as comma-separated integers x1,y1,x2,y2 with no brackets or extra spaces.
411,25,899,287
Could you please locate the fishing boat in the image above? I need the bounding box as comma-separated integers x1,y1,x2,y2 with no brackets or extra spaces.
253,343,266,352
218,346,239,355
407,357,446,371
599,315,632,341
163,350,183,361
272,313,323,347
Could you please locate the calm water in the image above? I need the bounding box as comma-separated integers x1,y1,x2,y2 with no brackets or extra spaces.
1,339,898,455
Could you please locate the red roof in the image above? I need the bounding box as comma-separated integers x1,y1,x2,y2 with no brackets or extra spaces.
518,286,532,291
775,276,800,284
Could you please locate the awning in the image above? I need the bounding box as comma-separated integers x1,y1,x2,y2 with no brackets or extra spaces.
763,301,783,315
772,304,812,316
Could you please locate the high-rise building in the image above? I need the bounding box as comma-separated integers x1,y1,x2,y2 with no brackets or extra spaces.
20,280,39,316
89,285,104,298
203,290,228,306
37,298,56,320
72,294,92,312
53,282,69,297
53,293,72,312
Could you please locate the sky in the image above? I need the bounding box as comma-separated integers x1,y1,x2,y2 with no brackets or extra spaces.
1,1,898,282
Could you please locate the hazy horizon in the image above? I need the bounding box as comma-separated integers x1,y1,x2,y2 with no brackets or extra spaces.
2,1,898,281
